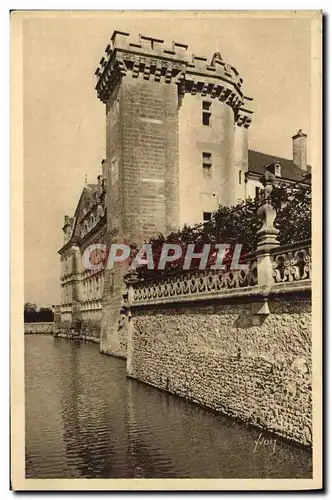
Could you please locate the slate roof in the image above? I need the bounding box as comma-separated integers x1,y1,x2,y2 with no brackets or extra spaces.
73,184,99,218
58,183,103,254
248,149,311,184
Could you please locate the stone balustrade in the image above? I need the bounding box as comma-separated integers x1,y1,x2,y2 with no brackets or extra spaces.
60,305,73,313
131,257,258,306
272,240,311,284
127,171,311,308
81,299,103,312
128,238,311,308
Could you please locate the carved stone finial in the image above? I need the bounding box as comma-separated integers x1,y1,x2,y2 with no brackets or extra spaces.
124,269,140,307
124,268,139,285
259,170,275,201
256,170,279,251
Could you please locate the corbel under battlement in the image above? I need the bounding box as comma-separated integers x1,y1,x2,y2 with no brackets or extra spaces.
95,30,253,124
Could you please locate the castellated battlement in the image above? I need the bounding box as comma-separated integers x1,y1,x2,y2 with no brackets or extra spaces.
95,30,253,127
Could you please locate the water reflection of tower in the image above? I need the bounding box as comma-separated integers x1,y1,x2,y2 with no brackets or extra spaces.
25,336,68,478
54,340,84,476
125,378,176,478
55,340,116,477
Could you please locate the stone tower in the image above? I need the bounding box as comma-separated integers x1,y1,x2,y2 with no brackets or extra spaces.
95,31,253,356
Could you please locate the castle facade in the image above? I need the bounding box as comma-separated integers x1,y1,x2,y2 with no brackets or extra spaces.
58,31,310,355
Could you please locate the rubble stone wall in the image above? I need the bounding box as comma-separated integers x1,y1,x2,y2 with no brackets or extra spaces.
127,297,312,446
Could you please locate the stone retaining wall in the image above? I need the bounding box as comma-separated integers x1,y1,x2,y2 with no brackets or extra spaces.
81,318,102,343
127,295,312,447
24,322,54,334
56,332,100,344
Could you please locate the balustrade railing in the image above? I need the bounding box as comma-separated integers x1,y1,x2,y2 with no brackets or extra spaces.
81,299,103,312
271,240,311,284
132,257,258,304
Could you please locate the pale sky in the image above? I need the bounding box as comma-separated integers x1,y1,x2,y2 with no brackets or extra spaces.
23,12,311,305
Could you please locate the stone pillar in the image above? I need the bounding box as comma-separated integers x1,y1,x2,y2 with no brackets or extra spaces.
71,245,83,302
255,171,279,289
71,245,83,332
124,271,139,376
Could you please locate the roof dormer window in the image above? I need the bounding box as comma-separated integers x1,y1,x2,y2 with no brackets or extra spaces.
275,163,281,177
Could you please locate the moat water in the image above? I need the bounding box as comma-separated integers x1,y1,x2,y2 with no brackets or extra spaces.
25,335,312,479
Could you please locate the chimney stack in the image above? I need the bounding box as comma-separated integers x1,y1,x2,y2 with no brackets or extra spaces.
292,129,307,171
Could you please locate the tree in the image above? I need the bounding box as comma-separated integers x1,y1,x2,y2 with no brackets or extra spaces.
134,183,311,277
24,303,37,313
24,303,54,323
38,307,54,322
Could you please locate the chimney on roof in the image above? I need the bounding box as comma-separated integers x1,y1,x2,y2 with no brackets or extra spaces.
292,129,307,171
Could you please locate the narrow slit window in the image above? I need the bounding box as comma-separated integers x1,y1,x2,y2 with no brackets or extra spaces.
239,170,242,184
202,152,212,177
202,101,211,126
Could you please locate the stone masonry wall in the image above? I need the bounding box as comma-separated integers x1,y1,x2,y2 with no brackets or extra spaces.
81,317,102,343
121,77,179,242
127,297,312,446
24,322,54,334
178,94,235,225
101,77,180,358
100,79,125,357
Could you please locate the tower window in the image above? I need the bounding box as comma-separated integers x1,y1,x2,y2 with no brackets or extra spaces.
202,152,212,177
203,212,212,222
202,101,211,126
255,186,260,199
239,170,242,184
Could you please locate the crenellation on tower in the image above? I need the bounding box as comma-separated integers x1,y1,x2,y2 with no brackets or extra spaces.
95,31,253,120
94,30,255,243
